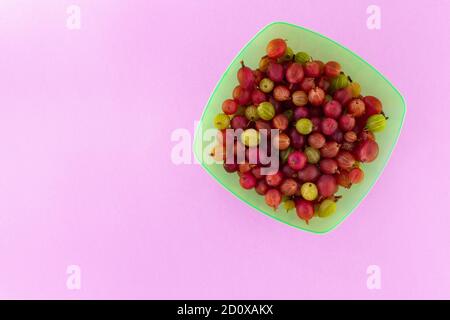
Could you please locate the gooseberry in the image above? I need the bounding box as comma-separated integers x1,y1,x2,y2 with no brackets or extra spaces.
298,164,320,182
317,174,337,198
308,87,325,106
323,100,342,119
347,98,366,117
300,77,316,92
251,89,266,105
366,114,387,132
295,199,314,224
272,114,289,131
300,182,318,201
349,167,364,184
241,128,260,147
255,180,269,195
305,147,320,164
223,162,238,173
320,158,338,175
287,151,307,171
308,132,326,149
245,105,259,121
354,139,379,163
273,133,290,150
363,96,382,116
339,114,356,132
237,61,255,89
259,78,274,93
265,171,284,187
273,85,291,101
280,178,299,196
344,131,357,143
266,39,287,59
294,51,311,65
293,106,309,120
214,113,230,130
222,99,238,115
296,118,313,135
324,61,341,78
231,115,248,130
289,128,305,149
267,62,284,82
320,117,338,136
257,101,275,120
320,141,340,158
292,91,308,106
286,62,304,84
265,189,282,209
318,199,337,217
335,151,355,170
336,170,351,188
304,61,321,78
239,172,256,189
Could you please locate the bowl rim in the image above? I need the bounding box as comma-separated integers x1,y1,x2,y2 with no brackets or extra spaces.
193,21,407,234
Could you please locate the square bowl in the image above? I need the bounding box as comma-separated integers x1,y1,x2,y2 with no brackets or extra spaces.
193,21,406,234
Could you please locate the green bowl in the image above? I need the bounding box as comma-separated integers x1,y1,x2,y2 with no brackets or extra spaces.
193,21,406,234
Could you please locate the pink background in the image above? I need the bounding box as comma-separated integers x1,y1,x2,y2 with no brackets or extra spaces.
1,0,449,299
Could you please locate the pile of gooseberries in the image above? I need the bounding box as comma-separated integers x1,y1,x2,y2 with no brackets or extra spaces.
212,38,387,224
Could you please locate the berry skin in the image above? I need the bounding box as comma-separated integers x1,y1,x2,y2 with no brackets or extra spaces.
266,39,287,59
366,114,387,132
324,61,341,78
294,51,311,65
363,96,383,116
317,174,338,198
286,62,304,84
240,128,260,147
214,113,230,130
295,199,314,224
267,62,284,82
295,118,313,135
237,61,255,89
349,167,364,184
300,182,318,201
308,87,325,106
280,178,299,196
239,172,256,189
259,78,274,93
265,189,282,209
287,151,307,171
318,199,337,217
222,99,238,115
257,102,276,121
265,171,284,187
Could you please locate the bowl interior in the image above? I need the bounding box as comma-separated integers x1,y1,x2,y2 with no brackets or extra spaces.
194,22,406,234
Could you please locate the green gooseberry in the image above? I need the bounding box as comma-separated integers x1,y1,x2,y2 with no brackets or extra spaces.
259,78,274,93
257,101,275,120
279,47,294,62
213,113,230,130
245,105,259,121
300,182,318,201
240,128,260,147
331,73,349,91
305,147,320,164
366,114,387,132
284,199,296,212
349,82,361,97
294,51,311,65
318,199,337,217
295,118,313,135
